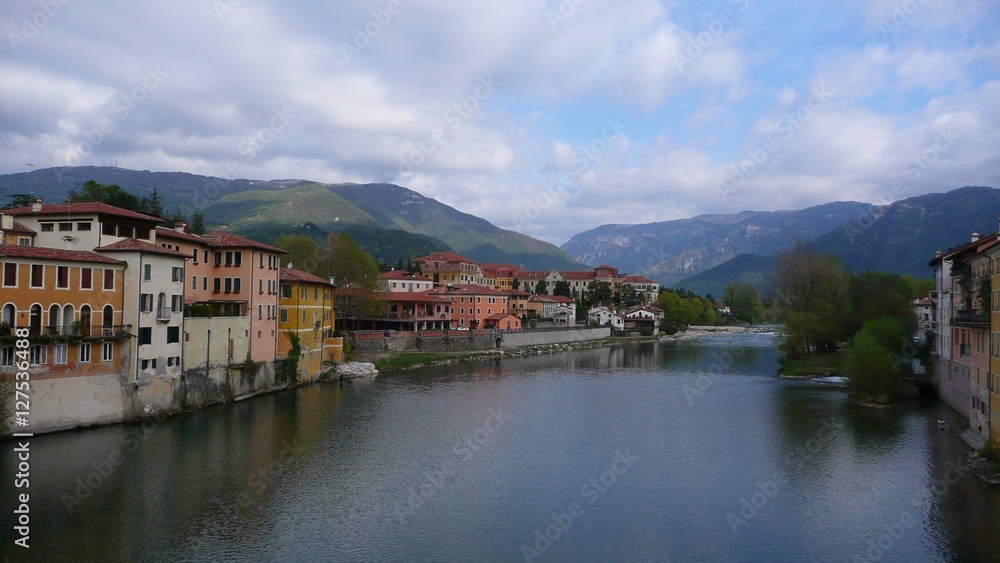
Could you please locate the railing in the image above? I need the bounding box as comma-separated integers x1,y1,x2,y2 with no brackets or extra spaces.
156,307,176,321
1,324,130,338
953,310,989,327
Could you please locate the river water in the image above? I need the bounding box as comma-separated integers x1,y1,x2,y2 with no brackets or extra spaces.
4,333,1000,562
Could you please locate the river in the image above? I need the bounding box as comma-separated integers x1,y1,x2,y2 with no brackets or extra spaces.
3,333,1000,562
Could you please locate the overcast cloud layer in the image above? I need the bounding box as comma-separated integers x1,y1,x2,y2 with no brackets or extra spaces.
3,0,999,243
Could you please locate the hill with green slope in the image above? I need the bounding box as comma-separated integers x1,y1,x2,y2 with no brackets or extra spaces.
675,254,776,297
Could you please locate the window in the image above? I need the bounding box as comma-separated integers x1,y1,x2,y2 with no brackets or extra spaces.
259,278,264,293
215,252,223,266
17,237,29,247
280,284,292,298
30,264,43,288
260,254,264,268
314,287,318,299
104,269,115,290
138,327,152,345
141,359,152,370
41,223,54,232
140,294,153,313
258,304,263,319
81,268,92,289
280,308,289,323
119,225,133,238
30,344,45,365
192,249,198,264
2,263,16,287
269,279,276,294
143,264,152,281
1,346,13,367
57,266,69,288
102,223,115,236
224,278,233,292
225,251,233,266
77,222,91,231
234,251,242,266
203,278,207,291
171,295,183,312
167,326,180,343
192,275,198,290
301,285,308,299
79,343,92,363
136,228,150,240
102,342,114,362
214,278,221,292
233,278,242,293
54,343,68,365
172,267,183,282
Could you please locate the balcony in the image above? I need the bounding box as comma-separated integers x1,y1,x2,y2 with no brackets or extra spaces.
1,324,130,340
953,309,989,328
157,307,174,321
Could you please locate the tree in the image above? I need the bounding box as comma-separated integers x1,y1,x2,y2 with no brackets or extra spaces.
327,233,386,319
512,278,520,291
142,187,164,218
617,285,641,308
190,210,206,235
535,279,549,295
723,282,763,323
585,280,613,306
844,272,916,337
845,316,911,404
275,234,324,273
773,242,849,356
69,180,143,211
553,280,572,298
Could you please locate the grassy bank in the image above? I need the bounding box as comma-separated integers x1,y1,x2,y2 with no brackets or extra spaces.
779,352,844,377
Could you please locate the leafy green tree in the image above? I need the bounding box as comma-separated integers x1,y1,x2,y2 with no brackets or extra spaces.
773,242,849,355
535,279,549,295
617,285,642,307
142,187,164,217
327,233,387,319
845,272,915,337
553,280,572,298
724,282,763,323
276,234,324,273
69,180,143,211
845,316,911,404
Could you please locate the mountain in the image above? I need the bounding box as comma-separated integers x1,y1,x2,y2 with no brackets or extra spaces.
561,201,876,286
675,254,776,298
0,167,580,270
676,186,1000,295
809,186,1000,277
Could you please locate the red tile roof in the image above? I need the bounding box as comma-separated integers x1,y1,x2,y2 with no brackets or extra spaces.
5,202,163,222
428,284,506,296
380,270,433,281
95,238,190,257
507,290,531,297
528,295,575,304
484,312,518,322
561,271,597,280
384,292,452,304
2,220,36,235
201,231,285,253
280,267,333,286
155,226,205,244
416,251,477,264
0,243,125,265
623,275,658,284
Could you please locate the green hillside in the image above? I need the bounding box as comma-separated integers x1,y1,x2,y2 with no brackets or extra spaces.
204,182,379,229
676,254,776,297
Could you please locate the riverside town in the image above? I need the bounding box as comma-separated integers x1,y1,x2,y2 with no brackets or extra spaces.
3,1,1000,561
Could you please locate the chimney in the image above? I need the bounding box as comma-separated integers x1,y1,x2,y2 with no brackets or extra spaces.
935,250,942,258
1,213,12,230
971,232,980,243
174,222,187,233
31,198,42,212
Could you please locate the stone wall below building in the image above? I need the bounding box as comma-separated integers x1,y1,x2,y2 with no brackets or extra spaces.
346,327,610,354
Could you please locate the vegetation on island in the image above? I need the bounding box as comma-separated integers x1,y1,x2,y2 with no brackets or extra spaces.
773,242,932,404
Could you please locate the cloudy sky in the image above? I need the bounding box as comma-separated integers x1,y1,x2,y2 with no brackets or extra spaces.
3,1,999,244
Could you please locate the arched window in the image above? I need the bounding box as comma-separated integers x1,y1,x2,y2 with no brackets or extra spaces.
1,304,14,327
48,304,61,334
63,304,75,334
80,305,92,337
103,305,114,328
29,304,42,333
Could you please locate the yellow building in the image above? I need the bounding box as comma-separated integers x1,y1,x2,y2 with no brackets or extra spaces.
278,267,340,380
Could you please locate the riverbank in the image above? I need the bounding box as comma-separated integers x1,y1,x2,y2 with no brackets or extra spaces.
777,352,845,379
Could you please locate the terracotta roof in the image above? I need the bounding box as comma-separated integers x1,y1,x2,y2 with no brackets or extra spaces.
280,267,333,286
95,238,190,257
428,284,506,296
5,202,163,222
2,220,35,235
594,265,619,271
201,231,285,253
380,270,432,281
561,271,597,280
913,298,934,306
384,292,452,304
484,312,518,322
416,251,478,265
529,295,575,304
155,226,205,244
507,290,531,297
0,243,125,265
623,275,658,284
